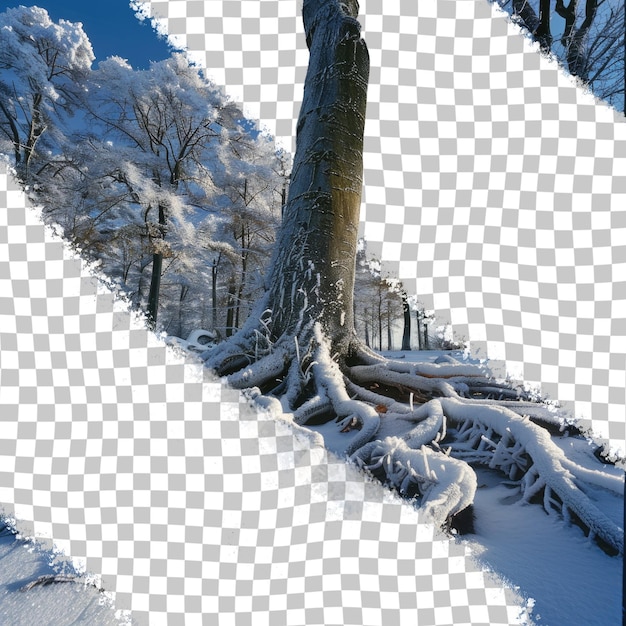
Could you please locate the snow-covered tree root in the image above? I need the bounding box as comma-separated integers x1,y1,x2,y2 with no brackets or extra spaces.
439,397,624,556
351,435,478,527
206,322,382,453
346,357,623,555
204,324,623,556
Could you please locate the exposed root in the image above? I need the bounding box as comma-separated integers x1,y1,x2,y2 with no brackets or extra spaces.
203,321,624,555
292,394,333,425
306,326,380,456
343,377,413,415
352,437,476,525
224,346,288,389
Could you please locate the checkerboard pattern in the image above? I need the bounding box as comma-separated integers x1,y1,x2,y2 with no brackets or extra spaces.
0,0,624,622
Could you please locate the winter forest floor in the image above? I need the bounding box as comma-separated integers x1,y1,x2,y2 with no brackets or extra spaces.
467,466,622,625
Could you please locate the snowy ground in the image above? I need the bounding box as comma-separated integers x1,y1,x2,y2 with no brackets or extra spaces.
382,349,477,364
467,467,622,625
0,523,123,625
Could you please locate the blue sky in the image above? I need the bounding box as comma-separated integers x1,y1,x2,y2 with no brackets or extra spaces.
0,1,173,68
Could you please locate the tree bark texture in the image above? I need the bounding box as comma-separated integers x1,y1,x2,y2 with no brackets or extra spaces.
263,0,369,347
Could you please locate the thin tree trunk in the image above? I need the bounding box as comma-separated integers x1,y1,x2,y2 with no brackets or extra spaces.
146,252,163,328
416,310,423,351
212,258,219,336
225,276,236,338
281,186,286,220
512,0,540,34
23,92,45,178
146,203,167,327
0,98,23,171
401,292,411,351
386,302,392,351
371,308,377,350
378,294,383,352
134,255,150,309
235,220,250,331
177,283,189,339
535,0,553,50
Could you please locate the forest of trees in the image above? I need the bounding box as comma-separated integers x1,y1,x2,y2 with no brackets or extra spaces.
4,3,622,350
353,248,463,352
0,4,463,352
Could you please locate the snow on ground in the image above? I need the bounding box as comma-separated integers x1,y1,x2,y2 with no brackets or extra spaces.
0,525,125,625
382,349,476,364
466,467,622,626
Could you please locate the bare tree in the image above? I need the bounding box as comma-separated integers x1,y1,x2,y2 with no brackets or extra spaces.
400,291,412,351
555,0,600,80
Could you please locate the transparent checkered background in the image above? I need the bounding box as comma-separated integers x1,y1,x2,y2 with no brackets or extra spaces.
0,0,624,622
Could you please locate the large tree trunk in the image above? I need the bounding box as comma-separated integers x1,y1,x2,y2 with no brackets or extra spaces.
263,0,368,348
